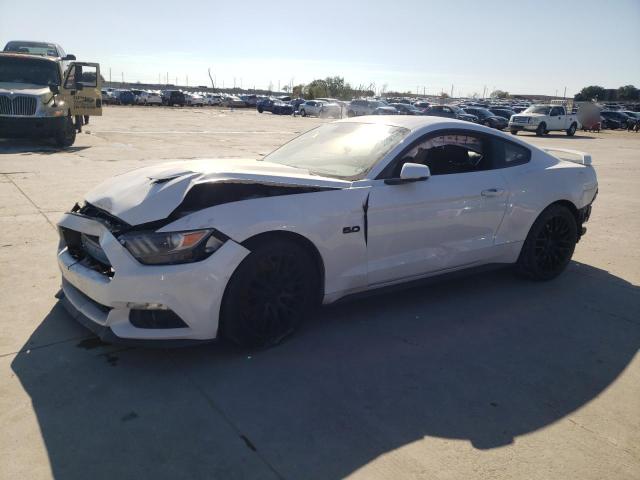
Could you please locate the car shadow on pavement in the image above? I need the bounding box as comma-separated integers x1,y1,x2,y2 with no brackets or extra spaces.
0,139,90,155
10,262,640,479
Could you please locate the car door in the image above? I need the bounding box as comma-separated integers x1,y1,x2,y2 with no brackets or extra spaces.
366,130,509,285
548,107,563,130
62,62,103,116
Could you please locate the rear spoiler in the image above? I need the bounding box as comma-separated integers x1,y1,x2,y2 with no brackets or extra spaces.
542,148,592,166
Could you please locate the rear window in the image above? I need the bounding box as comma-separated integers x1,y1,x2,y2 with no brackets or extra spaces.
502,141,531,166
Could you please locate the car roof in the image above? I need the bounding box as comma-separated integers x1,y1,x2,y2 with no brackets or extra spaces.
337,115,475,131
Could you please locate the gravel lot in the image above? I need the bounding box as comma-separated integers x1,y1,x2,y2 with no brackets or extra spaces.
1,106,639,480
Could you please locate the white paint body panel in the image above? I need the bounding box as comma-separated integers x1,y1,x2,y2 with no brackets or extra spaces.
57,116,598,342
366,171,509,285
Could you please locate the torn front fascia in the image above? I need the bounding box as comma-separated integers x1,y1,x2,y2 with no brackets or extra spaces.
73,202,132,235
169,181,340,219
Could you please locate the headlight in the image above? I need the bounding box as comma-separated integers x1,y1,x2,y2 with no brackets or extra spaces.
119,229,225,265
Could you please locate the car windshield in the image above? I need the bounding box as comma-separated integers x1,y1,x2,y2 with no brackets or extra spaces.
263,122,411,179
0,56,60,85
470,108,492,118
4,41,58,56
525,105,552,114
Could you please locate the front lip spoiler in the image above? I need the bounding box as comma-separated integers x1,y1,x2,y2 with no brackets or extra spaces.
56,289,214,348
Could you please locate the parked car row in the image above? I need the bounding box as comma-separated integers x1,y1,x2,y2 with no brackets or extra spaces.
99,86,640,133
101,88,234,107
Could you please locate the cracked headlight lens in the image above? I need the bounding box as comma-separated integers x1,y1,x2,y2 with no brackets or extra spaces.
119,229,225,265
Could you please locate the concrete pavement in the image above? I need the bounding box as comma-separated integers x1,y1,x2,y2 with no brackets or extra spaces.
1,106,638,479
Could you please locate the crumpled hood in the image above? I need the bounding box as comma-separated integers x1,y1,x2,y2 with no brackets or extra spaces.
84,158,351,225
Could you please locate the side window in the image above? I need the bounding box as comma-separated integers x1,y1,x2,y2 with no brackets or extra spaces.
550,107,561,116
398,133,491,176
500,140,531,167
64,64,98,88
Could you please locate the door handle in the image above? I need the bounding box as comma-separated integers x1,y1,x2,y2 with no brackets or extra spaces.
481,188,505,197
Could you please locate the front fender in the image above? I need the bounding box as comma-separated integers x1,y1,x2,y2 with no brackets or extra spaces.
160,187,372,299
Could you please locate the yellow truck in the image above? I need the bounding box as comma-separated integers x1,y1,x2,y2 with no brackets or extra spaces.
0,51,102,147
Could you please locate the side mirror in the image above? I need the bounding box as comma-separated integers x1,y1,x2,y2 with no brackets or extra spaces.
63,54,76,60
385,163,431,185
49,83,60,94
400,163,431,181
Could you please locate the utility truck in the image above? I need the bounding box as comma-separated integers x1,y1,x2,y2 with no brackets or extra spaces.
0,51,102,147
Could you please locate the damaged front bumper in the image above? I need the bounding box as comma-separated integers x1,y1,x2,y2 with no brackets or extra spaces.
56,212,249,344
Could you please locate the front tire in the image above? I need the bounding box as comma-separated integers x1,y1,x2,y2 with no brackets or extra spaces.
54,115,76,148
535,122,546,136
221,239,319,349
516,204,577,281
510,129,518,135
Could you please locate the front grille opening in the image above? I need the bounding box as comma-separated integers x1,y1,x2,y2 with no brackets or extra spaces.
59,227,115,278
0,95,37,116
129,309,188,329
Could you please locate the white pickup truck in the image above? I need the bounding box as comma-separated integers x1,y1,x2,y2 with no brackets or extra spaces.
509,104,580,136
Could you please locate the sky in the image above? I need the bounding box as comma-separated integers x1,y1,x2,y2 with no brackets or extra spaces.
1,0,639,96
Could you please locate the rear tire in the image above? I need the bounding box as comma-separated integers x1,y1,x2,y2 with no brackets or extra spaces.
54,115,76,148
301,109,307,117
220,239,319,349
516,204,577,281
566,123,577,136
257,106,264,113
535,122,546,136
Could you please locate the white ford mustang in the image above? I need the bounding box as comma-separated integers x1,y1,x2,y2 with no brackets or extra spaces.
57,116,598,348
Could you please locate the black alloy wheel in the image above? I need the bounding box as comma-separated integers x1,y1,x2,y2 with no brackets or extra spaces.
516,205,577,280
221,240,318,349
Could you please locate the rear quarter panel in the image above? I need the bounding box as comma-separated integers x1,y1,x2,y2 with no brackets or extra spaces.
496,151,597,245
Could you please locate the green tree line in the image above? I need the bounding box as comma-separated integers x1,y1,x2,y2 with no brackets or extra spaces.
291,77,374,100
575,85,639,102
